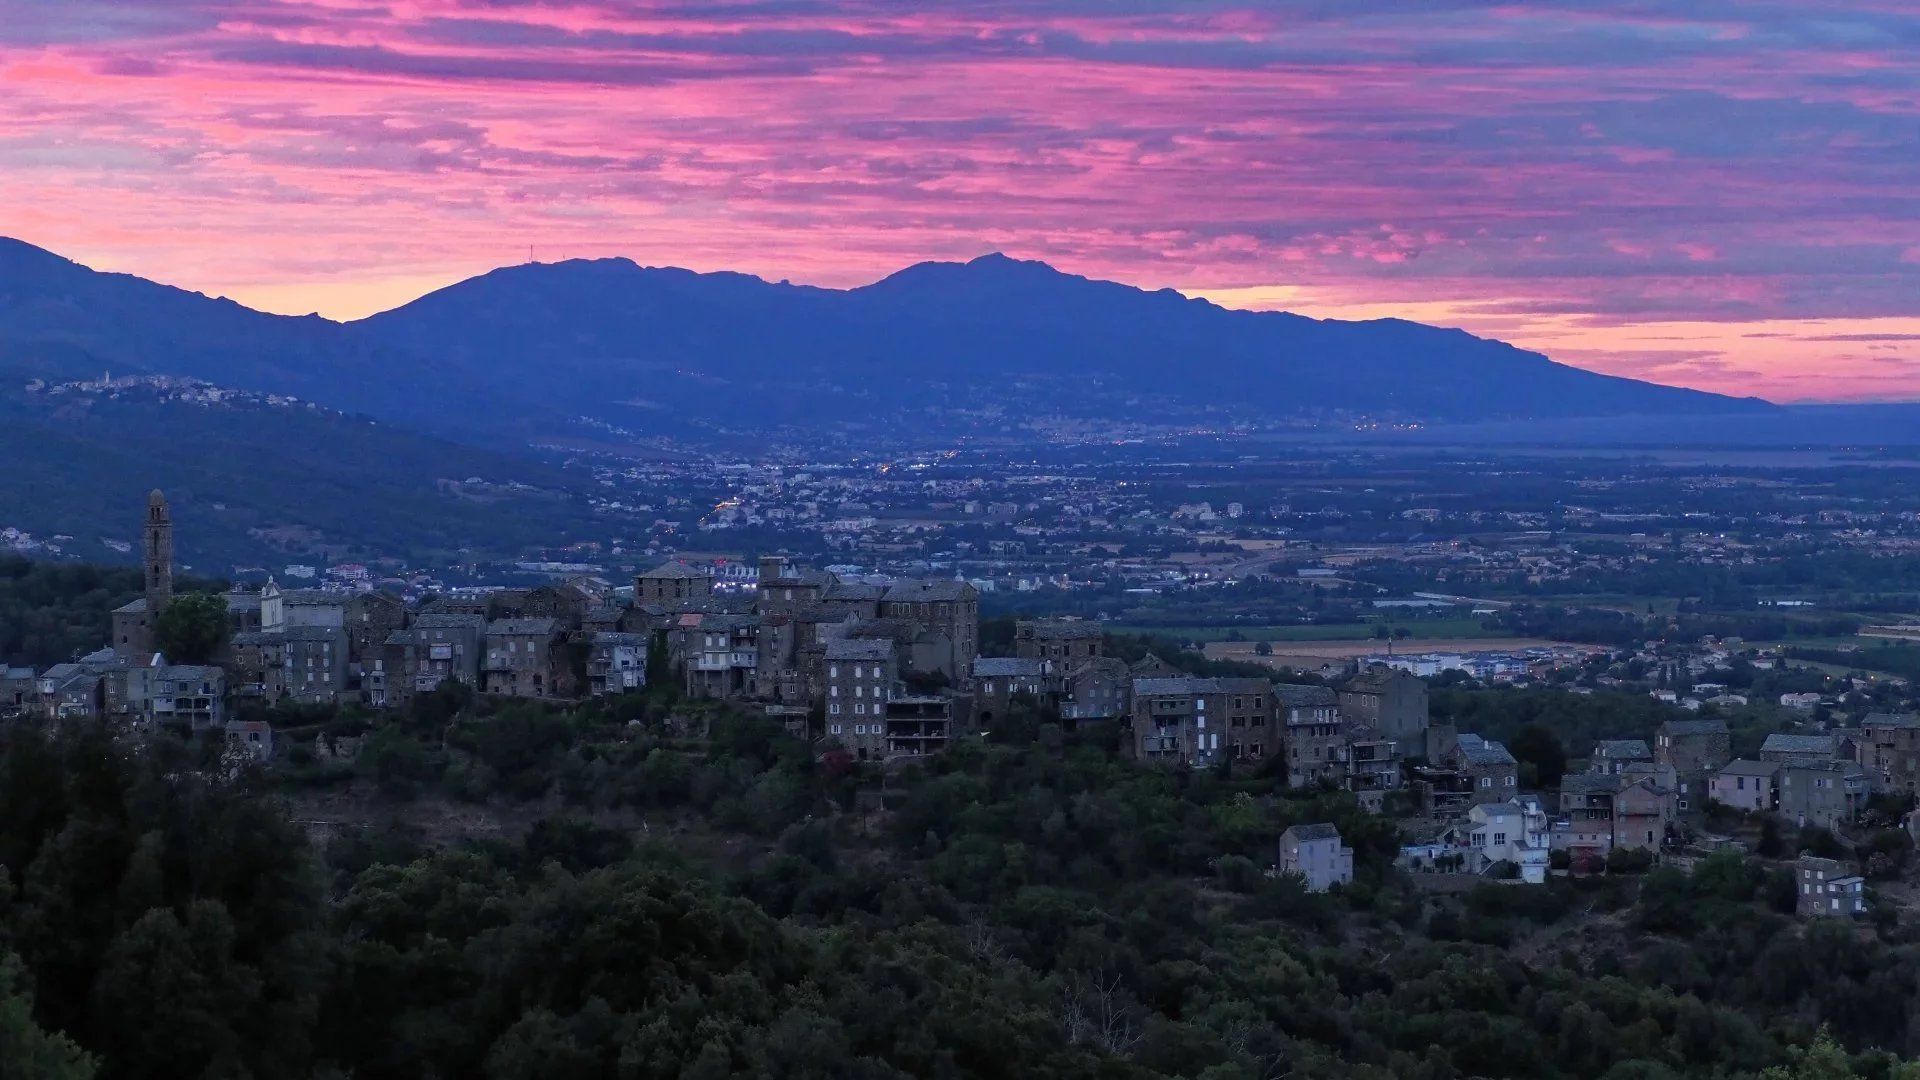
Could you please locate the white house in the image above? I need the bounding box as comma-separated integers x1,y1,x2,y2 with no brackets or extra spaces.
1278,823,1353,893
1464,797,1551,884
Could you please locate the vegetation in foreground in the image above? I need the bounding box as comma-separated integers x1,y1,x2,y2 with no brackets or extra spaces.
4,678,1920,1079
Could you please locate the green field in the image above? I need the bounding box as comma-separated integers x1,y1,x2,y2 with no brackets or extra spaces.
1106,616,1507,643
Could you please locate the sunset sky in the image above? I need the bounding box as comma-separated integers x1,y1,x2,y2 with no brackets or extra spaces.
4,1,1918,403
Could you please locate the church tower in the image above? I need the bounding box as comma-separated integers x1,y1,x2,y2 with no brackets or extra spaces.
144,489,173,612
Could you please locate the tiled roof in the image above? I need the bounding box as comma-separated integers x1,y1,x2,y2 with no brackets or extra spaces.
972,657,1044,678
826,638,894,662
1021,619,1104,640
882,578,976,603
1283,822,1342,843
1761,733,1838,755
1594,739,1651,758
1716,759,1780,778
640,562,708,580
487,617,558,635
1457,739,1518,767
1660,719,1730,737
1274,683,1338,707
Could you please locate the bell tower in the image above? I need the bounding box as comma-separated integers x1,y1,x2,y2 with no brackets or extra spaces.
144,489,173,612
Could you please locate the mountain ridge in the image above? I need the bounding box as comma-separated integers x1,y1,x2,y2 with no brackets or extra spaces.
0,237,1773,445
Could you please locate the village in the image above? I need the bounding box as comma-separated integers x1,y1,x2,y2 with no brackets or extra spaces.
2,490,1907,924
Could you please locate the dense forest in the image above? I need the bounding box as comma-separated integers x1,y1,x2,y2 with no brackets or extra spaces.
5,679,1920,1079
0,557,144,668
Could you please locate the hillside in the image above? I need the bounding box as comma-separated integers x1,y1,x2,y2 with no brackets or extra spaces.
0,374,602,571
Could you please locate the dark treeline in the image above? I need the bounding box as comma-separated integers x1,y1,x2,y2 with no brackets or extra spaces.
0,555,228,668
6,700,1920,1078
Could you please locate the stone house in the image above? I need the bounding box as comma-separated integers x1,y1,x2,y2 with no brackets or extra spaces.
284,625,348,704
1707,759,1779,813
876,579,979,679
586,632,648,696
826,638,896,761
1128,676,1275,767
969,657,1047,729
1759,733,1846,768
1338,665,1429,758
1797,856,1866,918
635,562,712,609
1655,718,1732,811
1777,760,1868,830
126,664,224,730
1612,775,1675,852
37,663,103,720
1412,731,1518,814
228,631,288,703
1854,713,1920,795
1,666,34,714
483,617,565,699
1276,683,1346,789
680,613,759,700
225,720,274,764
1278,823,1353,893
1014,619,1104,677
1346,727,1404,810
1590,739,1653,774
1060,656,1130,724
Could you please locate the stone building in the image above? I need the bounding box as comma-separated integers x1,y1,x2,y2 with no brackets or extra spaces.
587,632,648,696
1707,759,1779,813
284,625,348,704
126,663,224,730
680,613,759,700
1129,676,1275,766
1276,683,1345,789
1777,760,1868,830
826,638,896,760
1655,718,1732,812
636,562,712,609
1797,856,1866,918
111,489,175,660
876,579,979,679
1338,665,1428,758
1061,656,1131,725
228,631,287,703
969,656,1046,729
483,617,566,699
1014,619,1104,676
1855,713,1920,795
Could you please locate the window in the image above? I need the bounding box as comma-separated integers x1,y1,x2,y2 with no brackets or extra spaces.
830,724,842,735
1480,777,1492,788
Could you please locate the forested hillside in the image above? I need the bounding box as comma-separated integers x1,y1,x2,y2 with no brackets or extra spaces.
4,680,1920,1078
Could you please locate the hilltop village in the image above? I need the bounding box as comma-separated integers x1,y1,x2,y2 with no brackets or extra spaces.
5,490,1911,912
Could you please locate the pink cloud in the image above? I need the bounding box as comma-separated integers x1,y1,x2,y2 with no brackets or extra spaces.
0,1,1917,400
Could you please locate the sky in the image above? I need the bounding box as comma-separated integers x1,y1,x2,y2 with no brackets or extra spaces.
3,1,1918,403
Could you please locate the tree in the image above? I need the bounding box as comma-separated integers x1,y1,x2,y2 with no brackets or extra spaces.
0,951,95,1080
1509,723,1568,788
1761,1031,1920,1079
1253,642,1273,657
152,592,229,664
